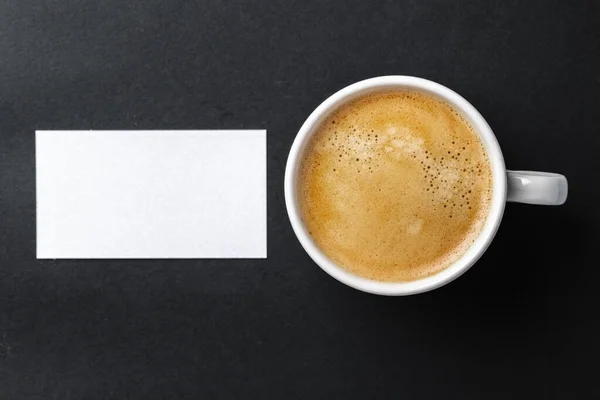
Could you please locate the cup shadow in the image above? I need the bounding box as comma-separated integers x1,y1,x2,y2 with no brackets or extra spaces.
409,204,588,332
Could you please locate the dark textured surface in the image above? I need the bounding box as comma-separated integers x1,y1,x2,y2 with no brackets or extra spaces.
0,0,598,398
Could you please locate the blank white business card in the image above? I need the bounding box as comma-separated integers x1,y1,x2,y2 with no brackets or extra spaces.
36,130,266,259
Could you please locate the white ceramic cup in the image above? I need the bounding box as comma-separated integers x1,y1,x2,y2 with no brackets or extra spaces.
284,76,568,296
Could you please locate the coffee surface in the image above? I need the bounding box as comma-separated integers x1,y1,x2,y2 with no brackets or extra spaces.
299,91,493,282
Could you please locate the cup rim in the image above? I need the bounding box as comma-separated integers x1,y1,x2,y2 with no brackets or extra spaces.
284,76,507,295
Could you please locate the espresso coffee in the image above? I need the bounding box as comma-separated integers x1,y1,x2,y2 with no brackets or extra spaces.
298,90,493,282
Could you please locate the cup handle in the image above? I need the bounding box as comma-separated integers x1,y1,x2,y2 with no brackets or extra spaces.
506,170,568,205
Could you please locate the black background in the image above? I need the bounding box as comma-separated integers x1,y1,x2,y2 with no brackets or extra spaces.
1,0,598,398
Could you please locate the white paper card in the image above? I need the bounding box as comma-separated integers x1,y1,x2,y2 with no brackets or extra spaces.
36,130,266,259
